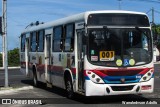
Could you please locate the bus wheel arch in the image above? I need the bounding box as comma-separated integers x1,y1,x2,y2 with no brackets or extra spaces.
64,70,74,99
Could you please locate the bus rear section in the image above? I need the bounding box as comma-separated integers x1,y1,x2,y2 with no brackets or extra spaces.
82,12,154,96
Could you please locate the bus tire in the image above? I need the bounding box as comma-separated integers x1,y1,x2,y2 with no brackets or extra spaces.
33,67,39,87
65,76,74,99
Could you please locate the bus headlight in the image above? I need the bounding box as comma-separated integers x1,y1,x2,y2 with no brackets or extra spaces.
139,70,153,82
86,71,105,84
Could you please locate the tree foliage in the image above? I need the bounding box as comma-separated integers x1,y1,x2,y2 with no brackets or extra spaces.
8,48,20,67
156,25,160,35
152,24,160,40
152,24,160,51
0,48,20,67
155,25,160,50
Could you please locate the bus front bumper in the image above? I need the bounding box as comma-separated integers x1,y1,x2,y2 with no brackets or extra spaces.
85,78,154,96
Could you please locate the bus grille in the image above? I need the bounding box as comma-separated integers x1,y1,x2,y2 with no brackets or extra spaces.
111,85,134,91
103,75,140,84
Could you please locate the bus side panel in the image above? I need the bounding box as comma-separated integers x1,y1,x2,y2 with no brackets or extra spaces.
36,52,46,83
51,53,64,88
28,52,42,81
50,52,76,89
20,52,26,75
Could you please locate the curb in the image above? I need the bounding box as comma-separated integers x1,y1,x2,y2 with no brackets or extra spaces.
0,86,34,95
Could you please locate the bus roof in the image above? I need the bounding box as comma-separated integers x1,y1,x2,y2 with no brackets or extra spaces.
22,10,148,34
85,10,147,15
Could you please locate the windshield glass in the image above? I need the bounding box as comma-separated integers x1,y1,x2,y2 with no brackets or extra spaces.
88,28,152,67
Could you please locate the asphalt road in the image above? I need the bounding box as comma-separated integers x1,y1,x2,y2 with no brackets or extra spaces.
0,68,30,88
0,64,160,106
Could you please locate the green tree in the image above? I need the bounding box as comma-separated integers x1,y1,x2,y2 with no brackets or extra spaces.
155,25,160,51
156,25,160,35
152,24,160,51
0,48,20,67
8,48,20,67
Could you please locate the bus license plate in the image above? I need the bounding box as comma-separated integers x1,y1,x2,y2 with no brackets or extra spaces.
100,51,115,61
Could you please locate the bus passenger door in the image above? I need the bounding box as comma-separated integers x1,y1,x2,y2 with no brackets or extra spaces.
77,30,85,91
45,34,51,83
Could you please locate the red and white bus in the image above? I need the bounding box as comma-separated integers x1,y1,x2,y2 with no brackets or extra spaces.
20,10,154,98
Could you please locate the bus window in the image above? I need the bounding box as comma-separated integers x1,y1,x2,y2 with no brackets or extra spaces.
64,24,74,52
30,32,37,52
53,26,63,52
21,34,26,52
37,30,44,52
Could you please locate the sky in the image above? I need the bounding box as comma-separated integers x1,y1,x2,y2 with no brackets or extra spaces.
0,0,160,51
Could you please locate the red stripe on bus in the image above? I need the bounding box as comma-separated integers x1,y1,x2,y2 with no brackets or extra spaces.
71,68,76,75
90,68,153,77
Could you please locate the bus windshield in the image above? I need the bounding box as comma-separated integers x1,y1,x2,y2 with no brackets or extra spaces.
88,28,152,67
